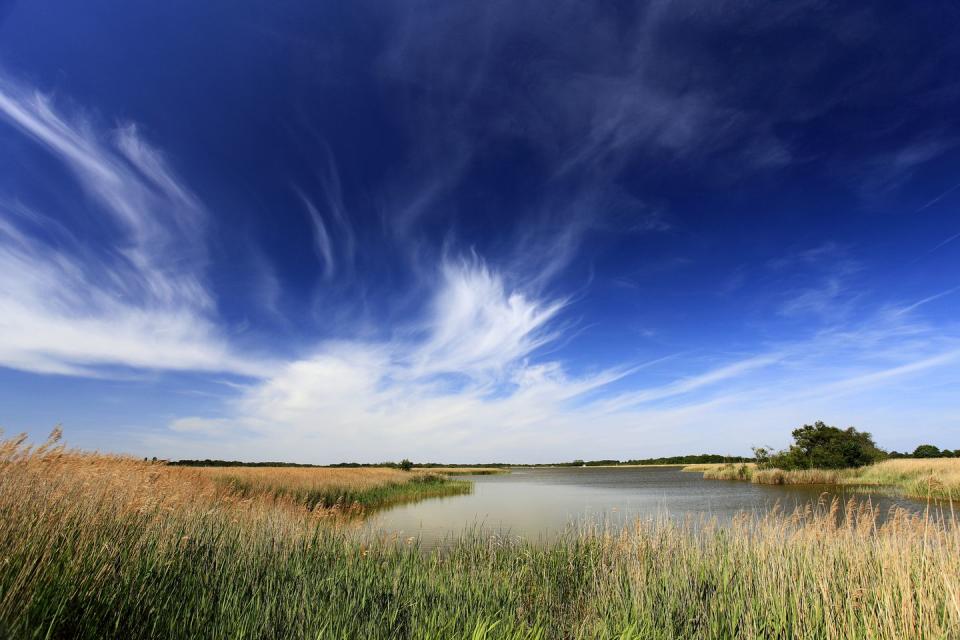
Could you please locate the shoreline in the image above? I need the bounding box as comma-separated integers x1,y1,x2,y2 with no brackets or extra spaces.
685,458,959,502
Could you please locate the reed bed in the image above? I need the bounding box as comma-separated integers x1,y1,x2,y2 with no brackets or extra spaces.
200,466,470,513
696,464,850,487
689,458,960,501
426,467,508,476
700,462,756,481
751,468,846,485
2,432,958,639
679,463,722,473
844,458,960,501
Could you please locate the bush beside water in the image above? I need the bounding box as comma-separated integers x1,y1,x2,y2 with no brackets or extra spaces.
689,421,960,501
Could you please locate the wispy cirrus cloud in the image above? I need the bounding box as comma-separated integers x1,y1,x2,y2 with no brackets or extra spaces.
770,243,865,321
410,259,567,377
0,75,266,377
928,231,960,255
299,194,336,281
156,259,633,460
2,59,959,463
159,255,960,462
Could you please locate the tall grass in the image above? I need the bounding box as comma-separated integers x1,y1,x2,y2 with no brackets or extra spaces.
699,462,756,481
751,467,845,485
199,466,470,513
845,458,960,501
2,432,958,639
428,467,508,476
689,458,960,501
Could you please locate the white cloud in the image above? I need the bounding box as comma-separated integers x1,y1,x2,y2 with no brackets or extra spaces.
163,256,960,462
0,76,266,377
300,194,336,280
3,77,958,462
595,354,783,413
411,259,566,377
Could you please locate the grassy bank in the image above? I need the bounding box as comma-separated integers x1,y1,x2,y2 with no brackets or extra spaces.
2,434,959,639
199,466,471,513
687,458,960,501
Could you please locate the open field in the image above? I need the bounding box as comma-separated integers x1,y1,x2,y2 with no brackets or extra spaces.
687,458,960,501
2,433,959,639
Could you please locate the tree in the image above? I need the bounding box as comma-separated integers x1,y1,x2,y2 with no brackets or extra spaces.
751,447,772,466
764,421,885,470
398,458,414,471
912,444,941,458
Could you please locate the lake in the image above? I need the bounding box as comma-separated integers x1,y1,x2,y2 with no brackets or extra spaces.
364,466,933,548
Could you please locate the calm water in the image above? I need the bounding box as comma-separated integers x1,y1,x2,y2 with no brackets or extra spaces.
364,466,931,548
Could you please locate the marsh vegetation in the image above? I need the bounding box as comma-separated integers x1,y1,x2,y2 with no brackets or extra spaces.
688,422,959,502
198,465,472,513
689,457,960,501
2,431,958,639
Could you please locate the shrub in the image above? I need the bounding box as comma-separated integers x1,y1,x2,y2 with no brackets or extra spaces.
763,421,885,470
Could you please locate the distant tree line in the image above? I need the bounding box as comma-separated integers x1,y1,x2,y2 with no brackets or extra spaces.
888,444,960,459
327,461,514,469
166,455,750,468
557,454,753,467
164,429,955,470
169,459,326,468
172,459,422,469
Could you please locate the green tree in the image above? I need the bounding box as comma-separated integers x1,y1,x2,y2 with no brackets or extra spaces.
764,421,885,470
398,458,414,471
912,444,941,458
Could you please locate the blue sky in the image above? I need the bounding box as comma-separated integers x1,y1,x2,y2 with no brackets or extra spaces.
1,1,958,462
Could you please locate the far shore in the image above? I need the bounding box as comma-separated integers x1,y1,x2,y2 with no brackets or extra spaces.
686,458,958,502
